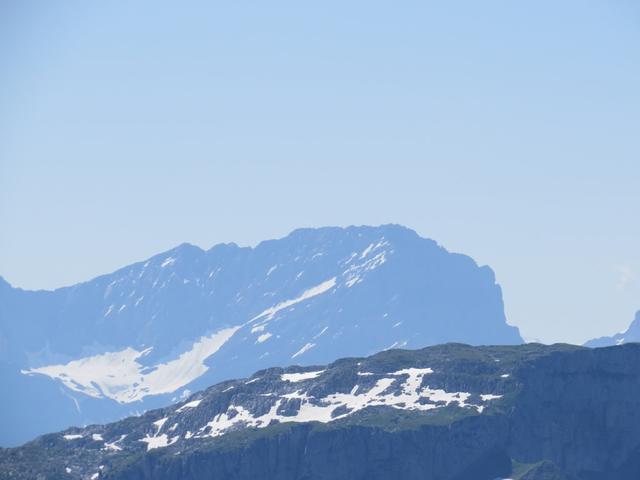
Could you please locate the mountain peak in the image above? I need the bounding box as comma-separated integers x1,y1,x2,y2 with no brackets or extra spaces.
282,224,419,242
159,242,205,258
0,225,521,446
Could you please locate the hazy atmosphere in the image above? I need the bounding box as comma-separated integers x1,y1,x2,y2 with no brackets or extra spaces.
1,1,639,344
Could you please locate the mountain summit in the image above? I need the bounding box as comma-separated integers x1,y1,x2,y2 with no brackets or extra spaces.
0,225,521,446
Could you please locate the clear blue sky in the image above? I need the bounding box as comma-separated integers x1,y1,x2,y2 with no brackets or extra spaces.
1,1,638,344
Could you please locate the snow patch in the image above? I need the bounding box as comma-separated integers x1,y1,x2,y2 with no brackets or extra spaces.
140,433,178,451
292,342,315,359
313,326,328,339
281,370,324,382
139,417,179,451
104,434,127,451
177,399,202,412
384,340,407,351
480,394,502,401
23,327,240,403
345,276,361,288
360,243,375,258
343,249,388,288
161,257,175,268
251,324,266,334
256,333,272,343
198,367,498,440
250,278,336,323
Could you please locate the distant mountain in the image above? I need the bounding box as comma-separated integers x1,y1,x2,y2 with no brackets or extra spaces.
0,224,522,446
585,311,640,347
3,343,640,480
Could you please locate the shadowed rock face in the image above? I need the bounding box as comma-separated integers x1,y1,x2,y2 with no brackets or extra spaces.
2,343,640,480
0,225,521,446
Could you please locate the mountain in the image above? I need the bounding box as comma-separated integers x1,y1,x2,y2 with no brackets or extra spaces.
3,342,640,479
0,224,522,446
585,311,640,347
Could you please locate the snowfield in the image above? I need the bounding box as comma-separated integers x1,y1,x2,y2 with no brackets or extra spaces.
23,327,239,403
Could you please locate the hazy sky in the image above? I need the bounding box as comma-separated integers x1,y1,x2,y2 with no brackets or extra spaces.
1,1,638,344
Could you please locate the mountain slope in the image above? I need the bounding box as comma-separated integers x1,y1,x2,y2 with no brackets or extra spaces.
3,343,640,480
0,225,522,446
585,311,640,347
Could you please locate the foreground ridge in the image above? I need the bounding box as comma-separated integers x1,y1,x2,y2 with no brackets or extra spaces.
4,342,640,479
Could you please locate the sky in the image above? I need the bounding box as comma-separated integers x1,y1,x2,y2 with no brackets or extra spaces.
0,0,638,345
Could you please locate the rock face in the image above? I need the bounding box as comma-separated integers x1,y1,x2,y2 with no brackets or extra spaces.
0,225,521,446
585,311,640,347
2,343,640,480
